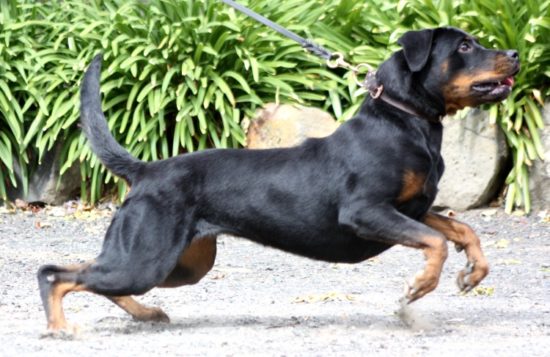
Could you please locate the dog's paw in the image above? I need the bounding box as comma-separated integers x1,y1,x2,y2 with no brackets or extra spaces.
403,269,439,304
133,307,170,323
150,308,170,323
41,323,81,339
457,260,488,293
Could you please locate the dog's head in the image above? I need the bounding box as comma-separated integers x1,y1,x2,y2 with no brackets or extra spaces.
377,27,520,117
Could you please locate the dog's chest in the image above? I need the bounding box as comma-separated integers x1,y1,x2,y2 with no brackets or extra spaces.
397,133,444,217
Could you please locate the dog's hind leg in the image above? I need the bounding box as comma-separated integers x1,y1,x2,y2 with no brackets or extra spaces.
37,209,190,332
107,296,170,322
37,258,177,332
37,263,90,332
103,237,216,323
159,236,217,287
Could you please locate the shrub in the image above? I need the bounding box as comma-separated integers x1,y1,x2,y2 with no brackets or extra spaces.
0,0,352,202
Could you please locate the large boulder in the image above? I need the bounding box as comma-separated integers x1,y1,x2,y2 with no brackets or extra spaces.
7,143,80,205
529,101,550,211
247,103,339,149
433,110,509,211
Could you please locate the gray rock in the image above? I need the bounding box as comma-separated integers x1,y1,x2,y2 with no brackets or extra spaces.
434,110,508,211
529,101,550,211
7,143,80,205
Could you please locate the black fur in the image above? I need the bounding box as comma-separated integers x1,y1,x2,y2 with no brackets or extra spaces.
38,27,520,327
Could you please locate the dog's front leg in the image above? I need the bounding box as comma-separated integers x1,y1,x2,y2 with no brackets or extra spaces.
339,204,448,303
423,212,489,292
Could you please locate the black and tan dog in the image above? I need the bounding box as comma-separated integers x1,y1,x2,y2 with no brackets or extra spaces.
38,27,519,332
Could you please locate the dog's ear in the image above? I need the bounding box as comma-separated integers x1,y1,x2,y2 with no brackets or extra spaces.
397,29,434,72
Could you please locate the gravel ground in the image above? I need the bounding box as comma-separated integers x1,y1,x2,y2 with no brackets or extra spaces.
0,205,549,356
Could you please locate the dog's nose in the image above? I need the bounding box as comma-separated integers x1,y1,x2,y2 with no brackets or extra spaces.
506,50,519,60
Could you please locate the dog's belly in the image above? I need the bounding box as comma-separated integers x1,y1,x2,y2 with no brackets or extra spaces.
250,232,393,263
197,218,392,263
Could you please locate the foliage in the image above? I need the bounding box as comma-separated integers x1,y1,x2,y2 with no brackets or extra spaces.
0,0,549,211
0,0,351,202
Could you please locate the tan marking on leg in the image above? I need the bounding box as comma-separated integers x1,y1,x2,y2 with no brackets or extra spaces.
47,282,86,331
424,213,489,289
397,170,425,203
108,296,169,322
42,262,94,331
159,236,217,287
407,235,448,302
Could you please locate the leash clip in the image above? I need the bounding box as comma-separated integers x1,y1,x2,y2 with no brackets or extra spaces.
327,53,378,91
326,52,348,69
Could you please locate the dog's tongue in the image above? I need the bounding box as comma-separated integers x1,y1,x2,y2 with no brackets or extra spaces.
502,77,515,87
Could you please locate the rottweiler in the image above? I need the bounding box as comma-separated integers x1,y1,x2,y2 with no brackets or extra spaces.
38,27,519,332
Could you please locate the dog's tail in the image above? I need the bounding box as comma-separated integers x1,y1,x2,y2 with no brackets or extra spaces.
80,54,144,184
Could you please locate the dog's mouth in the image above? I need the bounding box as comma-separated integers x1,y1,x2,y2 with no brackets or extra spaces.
472,76,515,96
471,64,520,99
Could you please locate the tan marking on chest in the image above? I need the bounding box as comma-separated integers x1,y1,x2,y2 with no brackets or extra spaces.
398,170,425,203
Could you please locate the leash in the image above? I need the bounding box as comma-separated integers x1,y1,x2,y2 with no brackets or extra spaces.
221,0,432,120
220,0,379,95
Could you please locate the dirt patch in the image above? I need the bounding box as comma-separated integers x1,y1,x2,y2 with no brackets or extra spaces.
0,207,548,356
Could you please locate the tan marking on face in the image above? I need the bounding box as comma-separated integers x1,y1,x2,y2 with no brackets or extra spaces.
443,53,517,114
440,59,449,74
398,170,425,203
443,72,486,112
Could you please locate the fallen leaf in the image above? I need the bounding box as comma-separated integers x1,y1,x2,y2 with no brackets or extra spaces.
483,240,496,248
209,272,227,280
48,206,68,217
0,204,16,214
73,209,108,221
15,199,28,210
292,292,357,304
480,208,498,217
537,210,549,223
494,239,510,249
35,220,52,229
470,286,495,296
498,258,521,265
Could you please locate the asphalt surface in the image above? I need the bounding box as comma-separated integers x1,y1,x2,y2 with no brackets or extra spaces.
0,205,548,356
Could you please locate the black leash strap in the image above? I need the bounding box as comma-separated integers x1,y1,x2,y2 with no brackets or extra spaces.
220,0,334,61
220,0,380,95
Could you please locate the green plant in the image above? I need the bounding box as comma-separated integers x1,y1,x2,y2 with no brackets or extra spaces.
0,0,353,203
463,0,550,214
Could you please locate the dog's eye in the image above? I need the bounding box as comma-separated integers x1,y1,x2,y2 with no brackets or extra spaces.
458,40,472,53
